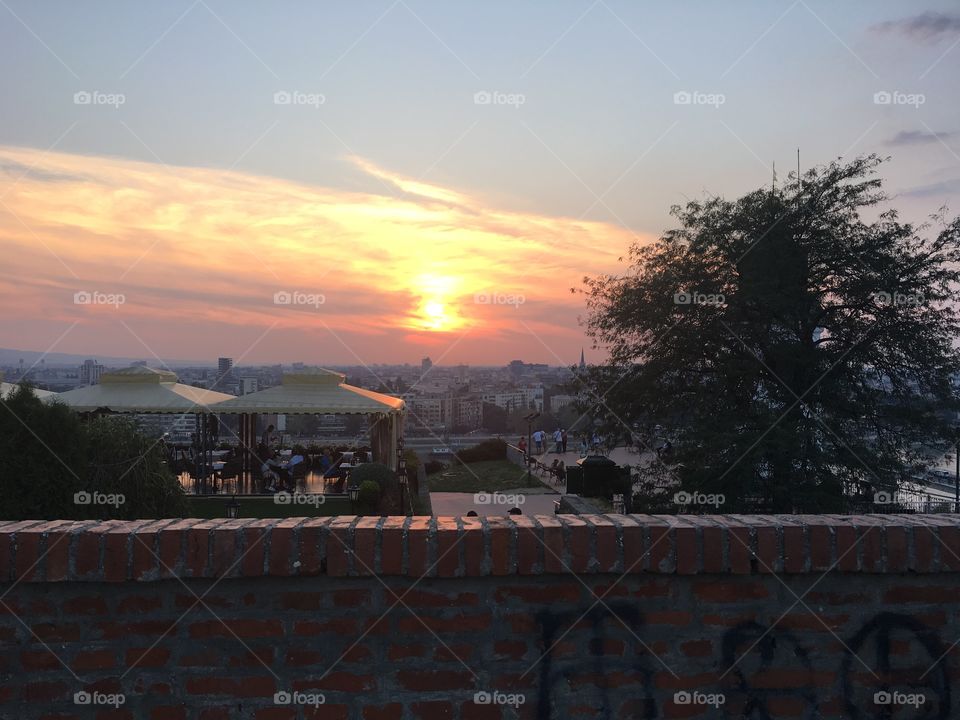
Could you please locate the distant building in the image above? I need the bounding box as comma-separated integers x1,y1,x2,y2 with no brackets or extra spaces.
132,360,148,367
579,348,586,371
239,376,258,395
79,359,104,386
481,386,543,413
215,357,234,390
421,357,433,373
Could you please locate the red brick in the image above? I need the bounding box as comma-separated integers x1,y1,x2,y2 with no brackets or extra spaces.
617,515,644,573
185,676,275,697
487,517,512,575
381,517,406,575
496,584,579,604
397,670,474,691
461,516,483,575
726,523,752,574
189,619,282,639
270,518,303,576
293,672,375,693
63,596,108,615
807,522,834,572
645,519,673,573
126,647,171,669
132,520,174,581
157,520,199,578
327,517,356,577
240,520,276,577
910,524,936,573
834,522,859,572
513,515,540,574
782,523,806,573
672,520,698,575
589,515,618,572
150,707,187,720
186,520,223,577
298,518,331,575
353,517,380,576
538,516,566,573
694,580,768,602
885,525,908,572
210,520,245,577
562,516,590,573
434,517,460,577
71,649,116,671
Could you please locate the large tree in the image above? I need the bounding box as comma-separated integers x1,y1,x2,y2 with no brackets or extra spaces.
581,156,960,512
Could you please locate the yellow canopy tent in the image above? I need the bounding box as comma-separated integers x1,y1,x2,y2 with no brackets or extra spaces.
210,368,405,469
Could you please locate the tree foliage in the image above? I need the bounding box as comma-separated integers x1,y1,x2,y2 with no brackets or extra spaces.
581,156,960,511
0,385,186,520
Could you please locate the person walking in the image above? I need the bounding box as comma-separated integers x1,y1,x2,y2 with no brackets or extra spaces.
518,436,527,456
553,428,563,453
561,429,568,454
533,429,544,454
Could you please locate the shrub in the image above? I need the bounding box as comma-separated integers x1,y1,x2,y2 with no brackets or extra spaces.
349,462,395,495
424,460,448,475
356,480,381,514
454,438,507,464
0,388,186,520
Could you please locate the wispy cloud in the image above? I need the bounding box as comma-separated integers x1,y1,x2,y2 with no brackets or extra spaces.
885,130,957,146
902,177,960,198
871,12,960,43
0,146,646,363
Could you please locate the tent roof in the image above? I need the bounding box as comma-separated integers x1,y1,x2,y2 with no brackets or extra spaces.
1,382,56,399
211,367,405,415
48,366,235,413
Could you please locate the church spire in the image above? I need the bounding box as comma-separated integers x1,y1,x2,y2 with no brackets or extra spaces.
579,348,586,370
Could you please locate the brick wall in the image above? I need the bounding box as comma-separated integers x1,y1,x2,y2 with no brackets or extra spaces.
1,515,959,719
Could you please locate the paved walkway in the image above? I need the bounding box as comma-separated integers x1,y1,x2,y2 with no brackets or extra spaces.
430,490,560,517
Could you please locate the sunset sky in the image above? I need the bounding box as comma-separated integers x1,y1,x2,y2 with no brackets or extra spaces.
1,1,958,365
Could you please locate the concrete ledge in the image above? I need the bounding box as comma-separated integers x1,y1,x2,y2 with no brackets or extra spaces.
2,515,960,582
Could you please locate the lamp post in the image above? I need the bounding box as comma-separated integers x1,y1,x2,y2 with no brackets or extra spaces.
226,493,240,519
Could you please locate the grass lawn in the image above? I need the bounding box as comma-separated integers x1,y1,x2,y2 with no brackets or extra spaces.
426,460,534,493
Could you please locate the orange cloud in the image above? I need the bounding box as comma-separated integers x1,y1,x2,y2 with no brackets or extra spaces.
0,146,648,363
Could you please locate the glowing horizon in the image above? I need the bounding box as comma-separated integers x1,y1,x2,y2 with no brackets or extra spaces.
0,145,644,365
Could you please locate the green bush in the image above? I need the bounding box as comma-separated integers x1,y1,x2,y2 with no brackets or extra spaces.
454,438,507,464
357,480,381,514
349,462,395,494
424,460,447,475
403,448,420,477
0,387,186,520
